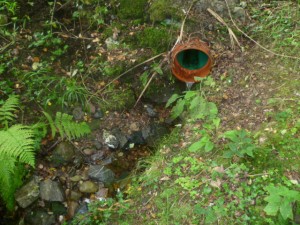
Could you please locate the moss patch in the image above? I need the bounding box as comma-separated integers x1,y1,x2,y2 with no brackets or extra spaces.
118,0,147,20
138,27,173,54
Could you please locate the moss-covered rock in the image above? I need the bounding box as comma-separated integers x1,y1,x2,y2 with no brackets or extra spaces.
138,27,173,54
118,0,147,20
149,0,177,23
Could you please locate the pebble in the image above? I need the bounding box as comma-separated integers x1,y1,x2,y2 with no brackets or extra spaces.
79,181,99,193
83,148,95,156
70,175,81,182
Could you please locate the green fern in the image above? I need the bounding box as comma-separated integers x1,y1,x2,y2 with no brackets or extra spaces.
0,95,19,129
43,111,91,140
0,125,35,166
0,96,36,210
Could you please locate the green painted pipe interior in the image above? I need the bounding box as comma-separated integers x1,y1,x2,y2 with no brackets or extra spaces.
176,49,209,70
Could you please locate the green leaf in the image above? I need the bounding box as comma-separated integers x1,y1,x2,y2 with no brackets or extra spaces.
205,141,214,152
43,111,56,138
223,130,239,142
166,94,180,108
171,99,185,119
153,65,163,75
280,199,293,220
189,140,205,152
264,201,280,216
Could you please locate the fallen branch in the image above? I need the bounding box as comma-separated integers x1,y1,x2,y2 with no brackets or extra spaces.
207,8,241,50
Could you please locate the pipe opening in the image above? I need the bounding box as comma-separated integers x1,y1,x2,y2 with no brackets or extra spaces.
176,49,209,70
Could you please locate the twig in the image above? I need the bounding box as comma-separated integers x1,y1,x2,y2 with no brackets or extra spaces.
50,0,57,33
134,59,167,107
171,0,196,51
223,0,300,60
87,53,165,102
207,8,241,50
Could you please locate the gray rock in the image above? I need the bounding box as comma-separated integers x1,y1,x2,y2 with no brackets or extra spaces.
51,141,75,166
25,210,55,225
103,130,119,149
91,151,105,161
129,131,145,145
76,203,88,214
88,165,115,185
15,176,40,208
112,128,128,149
142,123,169,147
93,109,104,119
70,191,82,201
144,104,158,117
72,106,84,120
79,181,98,193
40,179,65,202
95,188,108,199
94,140,103,150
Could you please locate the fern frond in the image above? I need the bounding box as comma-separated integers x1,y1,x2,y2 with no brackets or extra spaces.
43,111,91,140
0,124,35,166
0,156,26,211
42,111,56,138
0,156,17,210
0,95,19,128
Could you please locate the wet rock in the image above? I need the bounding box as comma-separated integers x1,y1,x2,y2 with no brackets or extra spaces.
142,123,169,147
144,104,158,117
94,140,102,150
67,201,79,219
103,130,119,149
72,106,84,120
91,151,105,161
88,165,115,185
112,128,128,149
70,191,82,201
93,109,104,119
51,202,67,215
99,156,114,166
128,131,145,145
25,210,55,225
15,176,40,208
79,181,99,193
51,141,75,166
40,179,65,202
